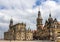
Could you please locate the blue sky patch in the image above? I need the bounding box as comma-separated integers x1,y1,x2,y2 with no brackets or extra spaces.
53,0,59,2
35,0,46,5
0,5,8,10
33,0,46,8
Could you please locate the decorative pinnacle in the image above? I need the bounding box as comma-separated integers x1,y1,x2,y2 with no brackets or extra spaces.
49,13,51,17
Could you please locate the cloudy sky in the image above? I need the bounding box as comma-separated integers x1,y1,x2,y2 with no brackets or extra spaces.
0,0,60,39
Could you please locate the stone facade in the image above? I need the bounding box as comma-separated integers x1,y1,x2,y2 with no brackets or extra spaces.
33,10,60,41
4,19,33,41
54,22,60,41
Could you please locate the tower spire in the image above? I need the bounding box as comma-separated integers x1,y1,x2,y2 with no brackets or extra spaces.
48,10,52,19
36,7,43,31
37,7,43,27
9,16,13,27
38,6,42,19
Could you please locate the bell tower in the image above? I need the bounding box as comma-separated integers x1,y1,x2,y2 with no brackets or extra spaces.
37,9,43,31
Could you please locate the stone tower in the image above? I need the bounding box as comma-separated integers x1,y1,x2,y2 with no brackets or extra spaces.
36,10,43,40
48,13,54,40
37,10,43,32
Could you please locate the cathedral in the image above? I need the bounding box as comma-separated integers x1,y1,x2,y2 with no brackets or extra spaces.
4,9,60,41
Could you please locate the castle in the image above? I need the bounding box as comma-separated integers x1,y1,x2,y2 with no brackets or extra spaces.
4,9,60,41
4,20,33,40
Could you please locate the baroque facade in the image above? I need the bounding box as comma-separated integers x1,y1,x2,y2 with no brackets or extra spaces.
4,9,60,41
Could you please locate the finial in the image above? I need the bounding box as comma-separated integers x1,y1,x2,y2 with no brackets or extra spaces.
49,9,51,17
38,6,40,11
49,13,51,17
10,16,13,23
38,7,41,18
38,6,40,13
